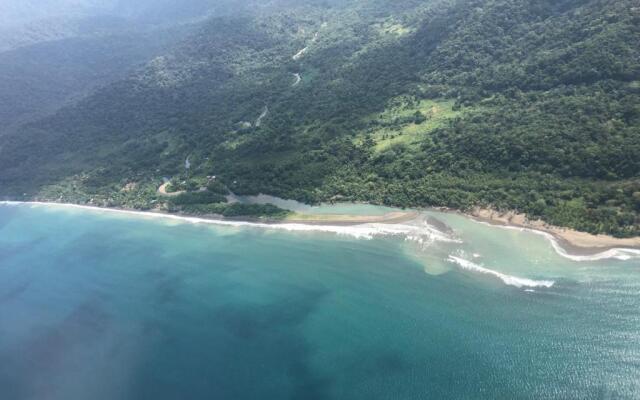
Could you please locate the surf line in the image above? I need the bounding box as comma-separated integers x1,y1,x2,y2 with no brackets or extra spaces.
470,220,640,262
0,201,457,243
447,255,555,289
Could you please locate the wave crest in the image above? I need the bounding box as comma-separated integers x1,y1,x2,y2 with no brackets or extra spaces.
447,255,555,289
472,221,640,262
0,201,458,243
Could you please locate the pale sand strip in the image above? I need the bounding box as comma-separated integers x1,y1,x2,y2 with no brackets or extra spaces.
0,202,451,242
2,201,637,260
468,208,640,253
284,211,419,225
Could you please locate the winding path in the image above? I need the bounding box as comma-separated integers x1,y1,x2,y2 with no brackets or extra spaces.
255,106,269,127
292,47,308,60
292,32,318,61
157,182,184,197
292,73,301,87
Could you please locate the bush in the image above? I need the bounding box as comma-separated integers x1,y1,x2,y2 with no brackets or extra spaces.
206,180,230,195
171,191,227,205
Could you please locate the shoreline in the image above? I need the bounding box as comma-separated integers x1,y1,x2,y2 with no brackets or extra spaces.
464,208,640,257
0,200,418,226
0,201,440,242
1,201,638,261
283,211,420,225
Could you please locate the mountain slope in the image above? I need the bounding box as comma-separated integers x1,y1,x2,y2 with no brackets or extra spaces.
0,0,256,134
0,24,196,133
0,0,639,236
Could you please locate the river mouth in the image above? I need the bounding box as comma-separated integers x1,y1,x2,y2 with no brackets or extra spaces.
1,202,639,399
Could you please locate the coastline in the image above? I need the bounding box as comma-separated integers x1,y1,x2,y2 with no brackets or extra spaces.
283,211,420,225
0,201,438,242
0,200,418,226
465,208,640,256
1,200,638,261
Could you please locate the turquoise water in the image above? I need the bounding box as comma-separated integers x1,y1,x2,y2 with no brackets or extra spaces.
0,203,639,399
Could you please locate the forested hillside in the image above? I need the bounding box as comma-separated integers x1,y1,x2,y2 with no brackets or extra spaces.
1,0,639,236
0,25,196,133
0,0,253,135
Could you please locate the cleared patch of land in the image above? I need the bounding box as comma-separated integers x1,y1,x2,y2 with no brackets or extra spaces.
357,98,462,152
377,21,413,37
157,182,184,197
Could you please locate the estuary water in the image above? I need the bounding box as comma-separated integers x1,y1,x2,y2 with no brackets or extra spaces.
0,202,639,399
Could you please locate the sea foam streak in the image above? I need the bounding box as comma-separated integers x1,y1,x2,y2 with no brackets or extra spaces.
447,255,555,288
0,202,458,243
472,220,640,262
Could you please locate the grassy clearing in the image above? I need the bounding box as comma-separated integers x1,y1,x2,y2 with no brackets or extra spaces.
378,21,413,37
358,98,461,152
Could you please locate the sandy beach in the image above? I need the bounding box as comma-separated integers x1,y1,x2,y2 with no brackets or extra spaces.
467,208,640,254
3,200,638,259
283,211,419,225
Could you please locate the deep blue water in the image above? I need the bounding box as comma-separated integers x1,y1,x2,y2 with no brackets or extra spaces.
0,203,639,399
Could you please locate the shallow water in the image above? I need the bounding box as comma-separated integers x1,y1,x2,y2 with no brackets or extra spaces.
0,203,639,399
226,194,399,215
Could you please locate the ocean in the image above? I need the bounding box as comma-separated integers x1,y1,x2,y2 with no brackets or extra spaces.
0,202,638,399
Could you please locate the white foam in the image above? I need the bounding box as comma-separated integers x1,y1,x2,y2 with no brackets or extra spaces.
447,255,555,289
404,221,462,246
0,201,458,243
472,220,640,262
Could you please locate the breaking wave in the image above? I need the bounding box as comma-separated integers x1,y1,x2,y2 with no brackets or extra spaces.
547,239,640,262
0,202,458,243
472,220,640,262
447,255,555,289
